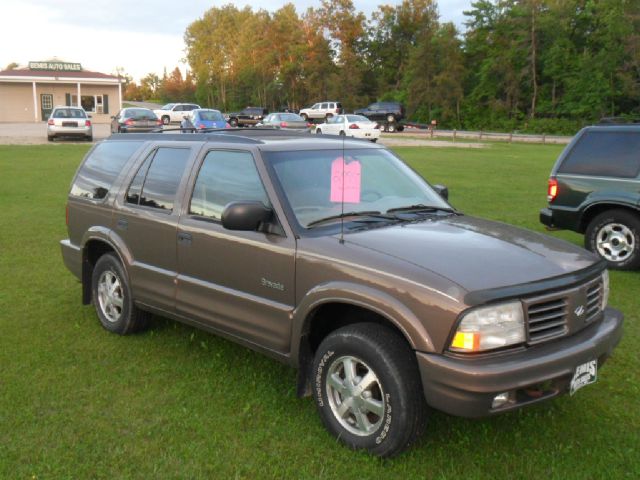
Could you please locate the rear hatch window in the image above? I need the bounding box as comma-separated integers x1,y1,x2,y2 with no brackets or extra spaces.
70,141,143,199
559,131,640,178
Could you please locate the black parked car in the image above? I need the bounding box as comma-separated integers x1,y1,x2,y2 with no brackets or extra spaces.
225,107,268,127
540,125,640,269
354,101,405,124
111,108,162,133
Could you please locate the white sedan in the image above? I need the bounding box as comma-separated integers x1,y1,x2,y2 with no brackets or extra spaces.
315,114,381,142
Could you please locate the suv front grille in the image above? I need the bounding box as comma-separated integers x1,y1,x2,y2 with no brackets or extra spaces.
586,281,603,321
526,298,568,343
523,276,603,345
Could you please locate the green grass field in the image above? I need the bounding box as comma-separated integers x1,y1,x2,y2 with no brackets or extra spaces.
1,143,638,479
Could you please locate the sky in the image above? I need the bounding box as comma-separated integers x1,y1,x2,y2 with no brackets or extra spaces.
0,0,471,81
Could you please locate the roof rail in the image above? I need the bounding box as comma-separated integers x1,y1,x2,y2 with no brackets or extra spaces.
597,116,640,125
109,127,315,144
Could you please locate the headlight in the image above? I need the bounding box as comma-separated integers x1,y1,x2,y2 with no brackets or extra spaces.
450,301,525,353
601,270,609,310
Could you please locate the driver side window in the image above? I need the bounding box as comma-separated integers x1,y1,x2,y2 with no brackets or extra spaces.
189,150,270,221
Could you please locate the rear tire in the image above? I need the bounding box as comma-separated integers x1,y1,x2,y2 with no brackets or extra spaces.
316,128,322,135
585,209,640,270
386,114,395,123
301,113,308,121
162,115,170,125
312,323,427,458
229,118,238,127
387,123,396,133
91,253,150,334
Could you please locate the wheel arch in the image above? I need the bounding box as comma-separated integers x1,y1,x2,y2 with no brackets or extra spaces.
579,202,640,233
81,230,132,305
291,286,434,397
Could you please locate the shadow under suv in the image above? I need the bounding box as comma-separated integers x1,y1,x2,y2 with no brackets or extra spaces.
61,130,623,457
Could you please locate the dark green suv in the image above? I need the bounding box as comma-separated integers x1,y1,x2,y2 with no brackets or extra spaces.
540,125,640,270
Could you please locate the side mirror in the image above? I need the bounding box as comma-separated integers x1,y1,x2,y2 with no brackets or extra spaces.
222,201,273,231
433,184,449,201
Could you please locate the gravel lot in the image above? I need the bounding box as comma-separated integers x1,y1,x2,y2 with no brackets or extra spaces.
0,122,483,148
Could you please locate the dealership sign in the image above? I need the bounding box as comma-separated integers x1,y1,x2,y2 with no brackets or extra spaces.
28,62,82,72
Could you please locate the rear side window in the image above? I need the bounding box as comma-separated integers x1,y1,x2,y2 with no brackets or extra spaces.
189,150,269,220
70,141,143,199
559,131,640,178
126,147,191,212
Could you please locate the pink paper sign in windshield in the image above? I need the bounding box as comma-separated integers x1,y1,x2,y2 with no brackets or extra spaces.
330,156,361,203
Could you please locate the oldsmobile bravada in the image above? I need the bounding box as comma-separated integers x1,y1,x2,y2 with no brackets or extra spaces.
61,130,623,457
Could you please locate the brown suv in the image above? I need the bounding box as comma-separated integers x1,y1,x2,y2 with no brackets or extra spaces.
61,130,623,457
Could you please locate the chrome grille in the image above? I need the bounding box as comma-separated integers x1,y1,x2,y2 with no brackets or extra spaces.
523,276,604,345
526,298,568,343
586,281,602,323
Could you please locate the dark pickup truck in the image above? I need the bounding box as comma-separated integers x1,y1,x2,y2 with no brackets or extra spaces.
225,106,268,127
354,101,405,124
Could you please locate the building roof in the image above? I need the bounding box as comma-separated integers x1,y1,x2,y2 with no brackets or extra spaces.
0,67,120,80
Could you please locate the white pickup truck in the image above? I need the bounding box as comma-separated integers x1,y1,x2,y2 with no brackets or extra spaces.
153,103,201,125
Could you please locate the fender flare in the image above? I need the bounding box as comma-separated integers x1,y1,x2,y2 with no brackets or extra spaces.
290,281,436,365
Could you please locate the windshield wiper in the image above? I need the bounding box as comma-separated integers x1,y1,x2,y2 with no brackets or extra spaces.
386,204,456,214
306,211,396,228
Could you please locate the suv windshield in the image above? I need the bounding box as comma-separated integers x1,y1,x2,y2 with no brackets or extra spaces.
267,148,450,228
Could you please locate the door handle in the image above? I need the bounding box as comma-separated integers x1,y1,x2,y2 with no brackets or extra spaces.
117,218,128,230
177,232,192,246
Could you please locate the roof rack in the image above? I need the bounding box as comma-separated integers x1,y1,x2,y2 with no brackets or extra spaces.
109,127,316,145
597,116,640,125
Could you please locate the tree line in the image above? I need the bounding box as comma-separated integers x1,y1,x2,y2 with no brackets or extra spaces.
123,0,640,134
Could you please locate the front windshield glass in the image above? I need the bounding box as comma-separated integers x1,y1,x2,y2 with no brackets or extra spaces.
199,110,224,121
267,148,450,228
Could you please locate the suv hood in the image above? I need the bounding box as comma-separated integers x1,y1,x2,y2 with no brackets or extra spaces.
342,216,599,293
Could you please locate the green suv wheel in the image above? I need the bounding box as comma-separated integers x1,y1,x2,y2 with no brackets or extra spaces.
312,323,427,457
585,209,640,270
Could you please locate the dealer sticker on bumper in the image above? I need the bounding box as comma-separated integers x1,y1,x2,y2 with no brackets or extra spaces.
570,359,598,395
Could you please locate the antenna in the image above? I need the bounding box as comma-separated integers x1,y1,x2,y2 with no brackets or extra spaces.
340,131,345,244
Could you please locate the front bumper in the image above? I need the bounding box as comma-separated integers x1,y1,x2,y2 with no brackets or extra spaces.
416,307,623,417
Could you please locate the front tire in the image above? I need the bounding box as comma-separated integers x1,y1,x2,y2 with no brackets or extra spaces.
229,118,238,127
387,123,396,133
386,114,395,123
301,113,308,121
316,128,322,134
312,323,427,457
91,253,150,334
162,115,170,125
585,209,640,270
